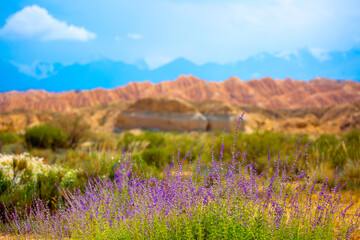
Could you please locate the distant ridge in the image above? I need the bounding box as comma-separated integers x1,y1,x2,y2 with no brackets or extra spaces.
0,45,359,92
1,76,359,112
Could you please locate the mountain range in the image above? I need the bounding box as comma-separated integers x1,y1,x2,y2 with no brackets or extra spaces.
1,75,360,113
1,46,360,92
1,76,360,134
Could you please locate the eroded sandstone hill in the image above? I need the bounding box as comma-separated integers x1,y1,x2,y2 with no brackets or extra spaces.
0,97,359,135
1,76,360,113
0,76,359,134
115,97,244,133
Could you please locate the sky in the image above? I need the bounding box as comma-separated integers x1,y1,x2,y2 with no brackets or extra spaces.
0,0,360,69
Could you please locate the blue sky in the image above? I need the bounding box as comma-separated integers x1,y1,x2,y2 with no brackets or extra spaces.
0,0,360,69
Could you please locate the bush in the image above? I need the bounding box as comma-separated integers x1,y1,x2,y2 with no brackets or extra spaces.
141,148,168,168
143,131,166,148
310,134,348,168
25,124,68,150
0,131,19,145
117,132,135,152
50,114,90,148
0,153,85,221
344,129,360,159
0,169,11,193
128,131,166,149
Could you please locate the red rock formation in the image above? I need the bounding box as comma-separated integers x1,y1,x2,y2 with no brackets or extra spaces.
115,97,208,132
115,97,244,133
1,76,360,113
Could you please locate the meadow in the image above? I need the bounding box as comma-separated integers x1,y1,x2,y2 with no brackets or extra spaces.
0,113,360,239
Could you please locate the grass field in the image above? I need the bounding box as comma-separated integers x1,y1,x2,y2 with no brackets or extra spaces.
0,113,360,239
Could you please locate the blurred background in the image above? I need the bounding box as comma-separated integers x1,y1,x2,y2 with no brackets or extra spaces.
0,0,359,219
0,0,360,92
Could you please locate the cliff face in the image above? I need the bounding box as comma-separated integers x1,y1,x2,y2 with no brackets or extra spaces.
1,76,360,113
115,97,205,132
115,97,244,133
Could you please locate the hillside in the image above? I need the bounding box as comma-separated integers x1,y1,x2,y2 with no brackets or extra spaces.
1,76,360,113
1,97,359,135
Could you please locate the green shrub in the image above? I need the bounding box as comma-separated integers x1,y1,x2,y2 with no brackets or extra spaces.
117,132,135,151
0,170,64,218
0,153,87,220
25,124,68,150
310,134,348,168
0,131,19,145
132,131,166,149
143,131,166,148
141,148,168,168
0,169,11,193
344,130,360,159
50,114,90,148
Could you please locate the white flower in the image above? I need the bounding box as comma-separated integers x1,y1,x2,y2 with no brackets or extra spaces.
0,153,66,182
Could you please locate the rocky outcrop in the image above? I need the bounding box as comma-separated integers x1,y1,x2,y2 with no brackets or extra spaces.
116,112,207,132
205,115,244,133
192,100,245,132
123,97,198,114
115,97,207,132
1,76,360,113
115,97,244,132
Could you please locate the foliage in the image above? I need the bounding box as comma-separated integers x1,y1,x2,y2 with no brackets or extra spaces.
25,124,68,150
1,123,359,239
0,169,11,193
0,153,83,221
50,114,90,148
0,119,359,238
116,132,136,152
0,131,19,146
141,148,168,168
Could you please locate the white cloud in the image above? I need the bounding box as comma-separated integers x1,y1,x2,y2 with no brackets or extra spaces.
114,36,121,41
127,33,143,40
308,48,331,61
0,5,96,41
123,0,360,66
11,61,56,79
275,50,299,61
